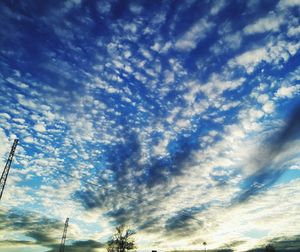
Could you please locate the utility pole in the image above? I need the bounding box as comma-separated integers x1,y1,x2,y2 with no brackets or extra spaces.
0,139,18,200
59,218,69,252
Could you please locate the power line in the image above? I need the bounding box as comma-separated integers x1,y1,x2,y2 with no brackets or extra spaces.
54,167,205,227
0,140,204,228
55,169,138,201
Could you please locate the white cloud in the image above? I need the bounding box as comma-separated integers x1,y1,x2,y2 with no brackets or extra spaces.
124,65,133,73
160,41,172,53
278,0,300,8
0,128,9,164
129,3,143,14
0,113,11,120
262,101,275,114
244,13,283,34
13,118,25,124
151,42,161,52
153,137,170,157
224,32,242,49
164,70,175,84
175,18,214,51
90,77,120,94
209,179,300,251
17,94,38,110
256,94,269,104
64,0,81,10
175,118,190,129
210,32,242,55
6,77,29,89
24,136,34,143
247,108,264,122
290,163,300,170
33,123,46,132
140,48,153,60
210,0,226,15
275,85,300,98
287,25,300,37
231,47,268,74
220,100,240,111
199,75,245,99
124,50,132,58
43,110,56,121
230,40,300,73
97,1,111,14
124,23,137,33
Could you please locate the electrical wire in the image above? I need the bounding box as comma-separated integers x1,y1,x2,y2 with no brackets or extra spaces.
54,168,205,227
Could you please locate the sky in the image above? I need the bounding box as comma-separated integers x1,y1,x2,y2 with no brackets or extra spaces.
0,0,300,251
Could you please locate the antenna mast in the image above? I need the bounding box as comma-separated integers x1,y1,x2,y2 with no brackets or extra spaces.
59,217,69,252
0,139,18,200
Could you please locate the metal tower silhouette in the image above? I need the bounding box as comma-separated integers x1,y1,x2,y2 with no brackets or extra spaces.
0,139,18,200
59,218,69,252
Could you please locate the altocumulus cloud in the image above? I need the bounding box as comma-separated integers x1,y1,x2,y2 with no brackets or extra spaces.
0,0,299,251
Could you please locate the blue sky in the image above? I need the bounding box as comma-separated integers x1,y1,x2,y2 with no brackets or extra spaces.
0,0,300,251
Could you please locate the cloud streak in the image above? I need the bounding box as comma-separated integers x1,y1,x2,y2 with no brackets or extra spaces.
237,103,300,202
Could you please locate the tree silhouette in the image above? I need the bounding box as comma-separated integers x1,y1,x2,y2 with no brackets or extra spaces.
203,241,207,252
107,225,136,252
